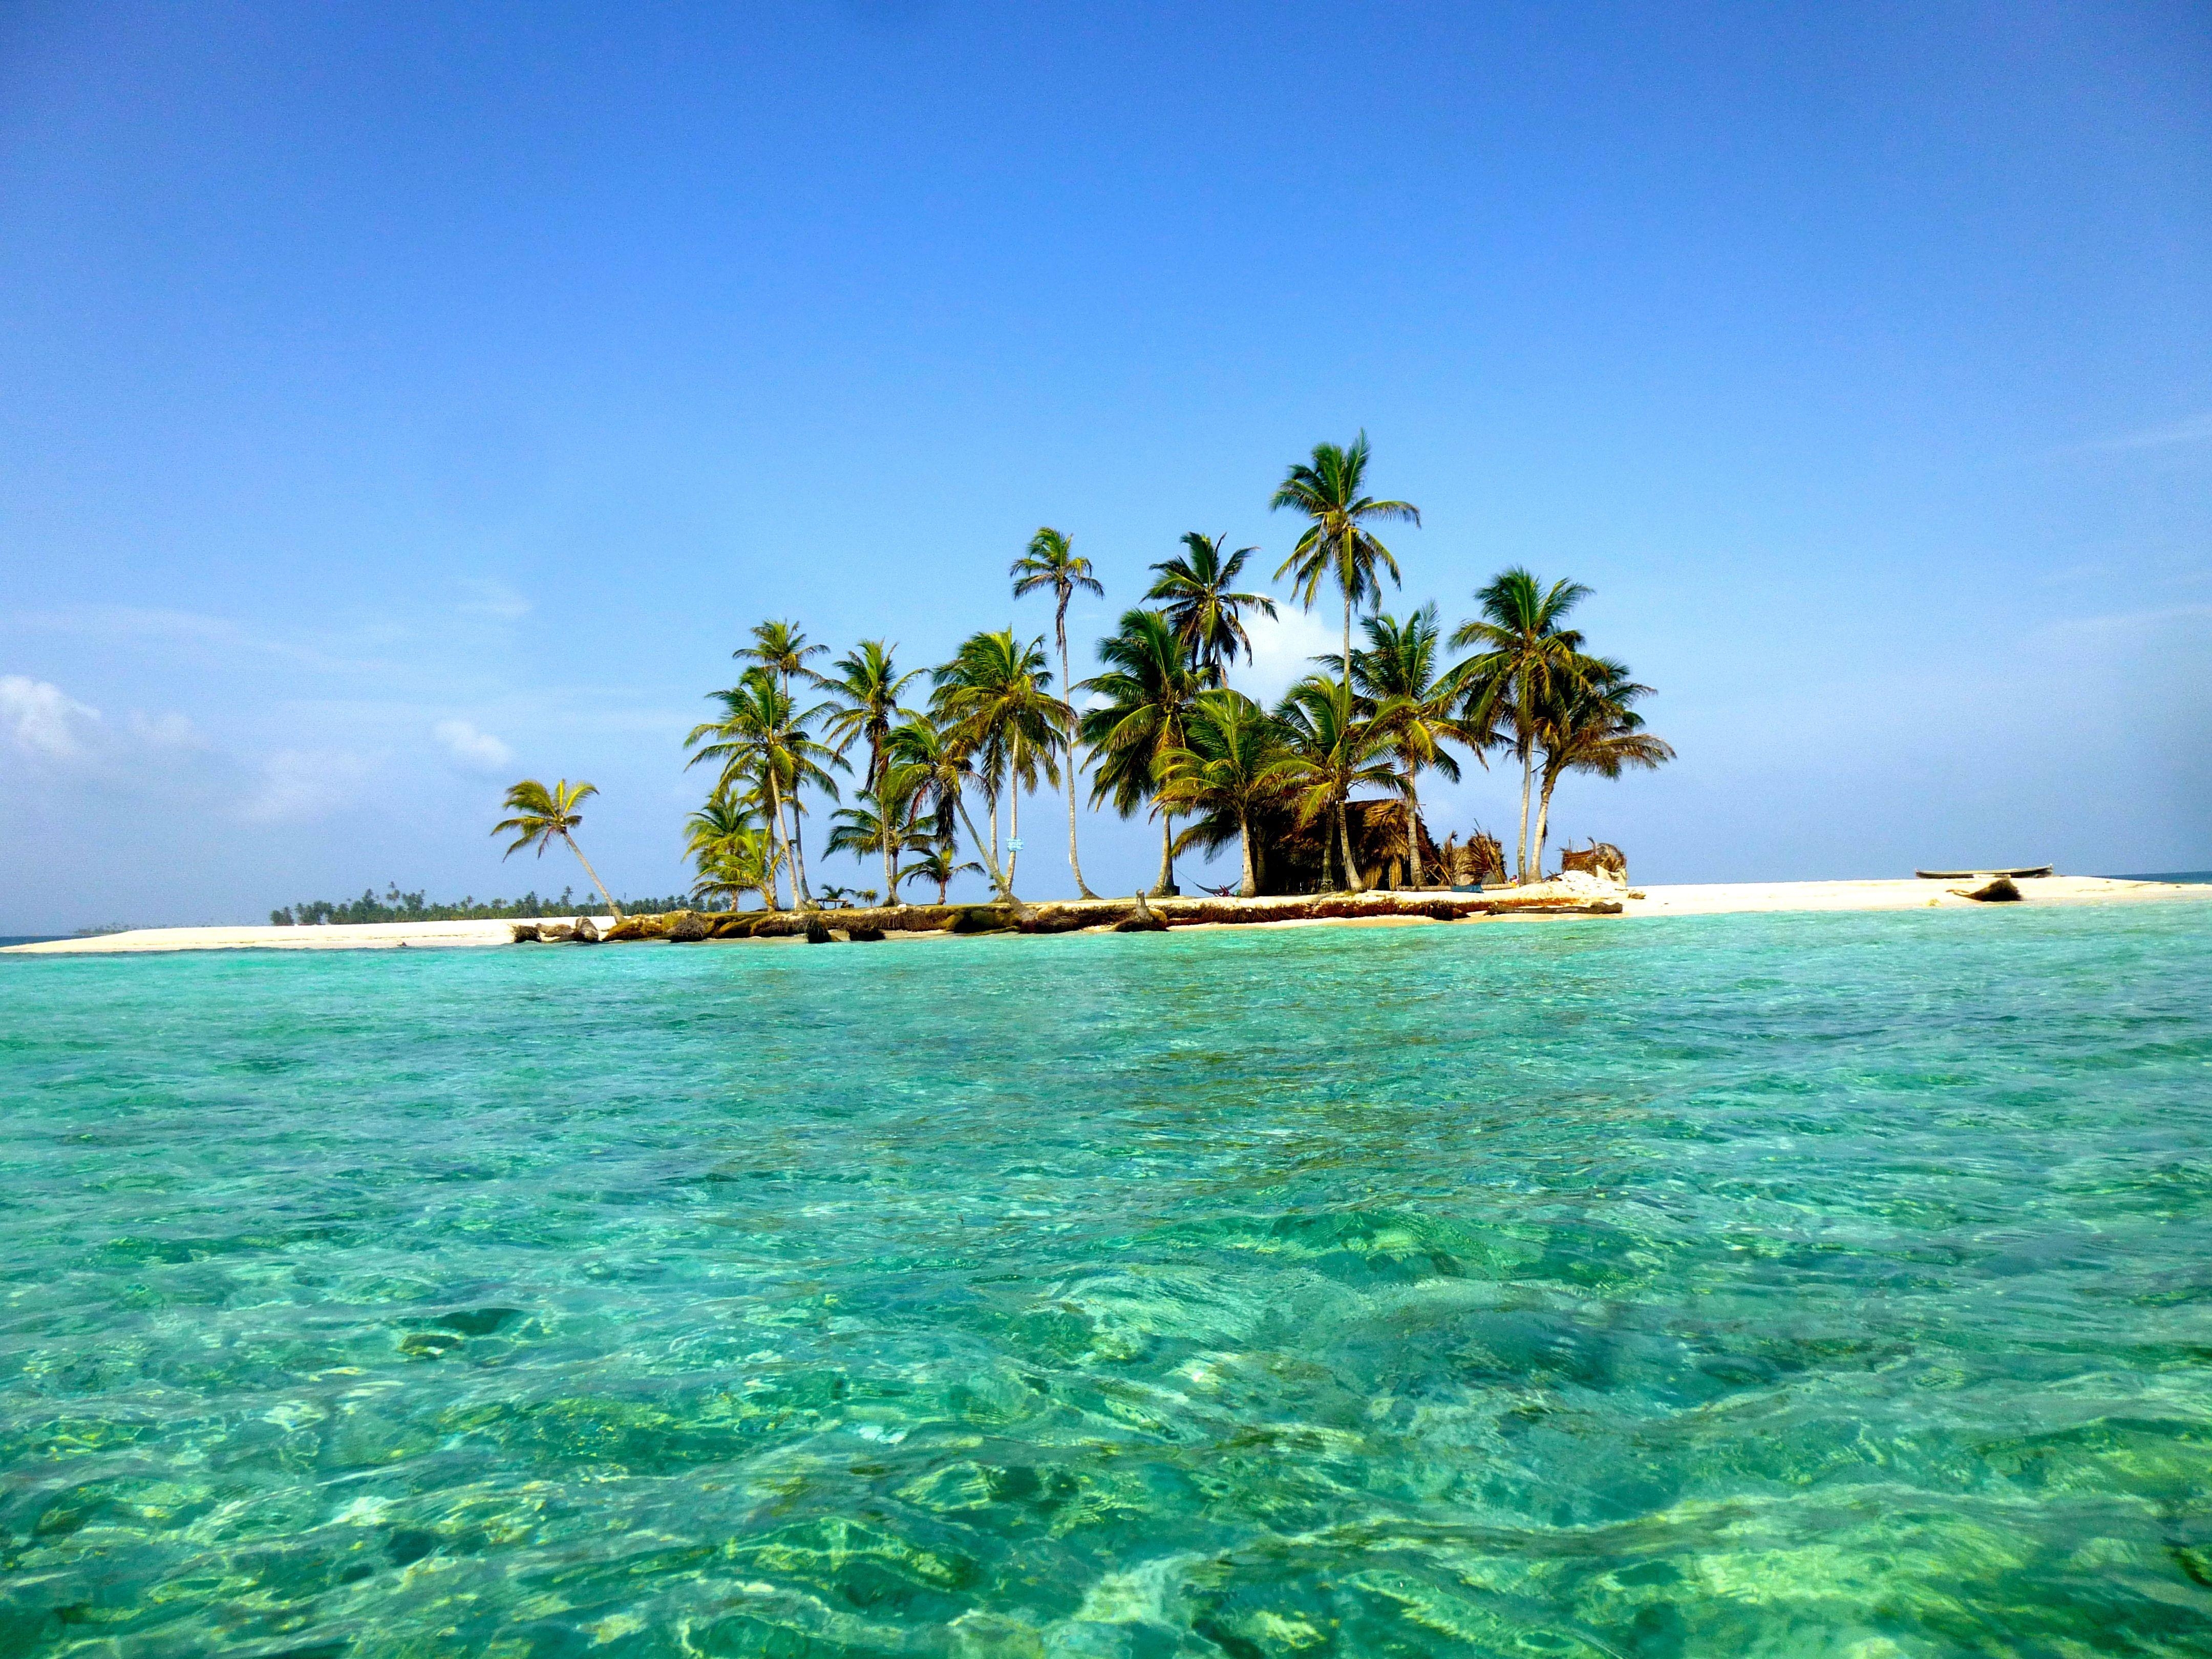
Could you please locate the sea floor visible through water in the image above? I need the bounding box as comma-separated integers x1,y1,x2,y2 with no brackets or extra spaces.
3,904,2210,1657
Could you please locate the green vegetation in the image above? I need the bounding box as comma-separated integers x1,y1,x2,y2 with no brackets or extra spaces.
494,433,1672,911
272,886,690,926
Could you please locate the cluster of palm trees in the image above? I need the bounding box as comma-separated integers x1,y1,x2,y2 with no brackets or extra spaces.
676,433,1671,911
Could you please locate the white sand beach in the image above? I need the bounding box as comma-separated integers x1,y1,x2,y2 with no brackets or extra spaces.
4,876,2203,954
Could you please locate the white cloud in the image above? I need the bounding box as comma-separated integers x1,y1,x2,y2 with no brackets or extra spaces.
1237,606,1343,704
242,750,371,823
1,675,103,759
458,578,531,621
434,718,514,772
1,676,205,765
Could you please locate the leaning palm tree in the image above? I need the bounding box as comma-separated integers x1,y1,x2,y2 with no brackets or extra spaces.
1449,568,1596,883
1010,528,1106,898
1529,661,1674,877
931,628,1067,899
493,779,623,918
1272,675,1398,892
886,714,1014,903
684,668,846,907
735,621,832,900
817,640,925,901
899,845,986,905
1352,603,1474,887
1155,689,1289,897
1145,533,1277,681
1270,433,1419,694
1077,608,1206,897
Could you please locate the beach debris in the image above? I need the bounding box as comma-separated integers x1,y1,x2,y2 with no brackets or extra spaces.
665,911,711,943
804,918,835,944
1559,841,1628,884
846,925,886,942
511,923,542,943
539,923,577,942
1114,893,1168,932
1953,876,2023,903
572,917,602,943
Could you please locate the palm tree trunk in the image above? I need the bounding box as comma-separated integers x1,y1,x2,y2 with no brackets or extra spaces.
875,740,895,903
1533,765,1560,882
1058,614,1097,898
763,773,795,910
1151,810,1176,898
1008,739,1021,887
1516,740,1535,884
562,834,623,919
1405,775,1425,887
956,797,1016,903
1336,796,1363,894
790,803,815,906
937,874,949,903
1237,807,1257,898
1343,592,1354,695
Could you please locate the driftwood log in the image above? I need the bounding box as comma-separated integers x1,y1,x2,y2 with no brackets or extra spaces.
587,889,1622,945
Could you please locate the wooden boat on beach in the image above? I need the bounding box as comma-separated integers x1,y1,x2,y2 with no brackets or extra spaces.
1915,865,2053,880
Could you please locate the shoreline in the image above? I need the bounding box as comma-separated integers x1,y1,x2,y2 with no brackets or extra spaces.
3,875,2204,955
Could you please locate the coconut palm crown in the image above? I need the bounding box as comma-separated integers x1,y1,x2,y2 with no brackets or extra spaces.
1270,432,1419,692
1077,607,1206,898
1145,533,1278,679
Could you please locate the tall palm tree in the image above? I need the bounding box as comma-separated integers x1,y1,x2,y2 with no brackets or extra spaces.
735,621,831,902
493,779,623,917
1270,433,1419,696
685,791,784,910
1155,689,1289,897
817,640,925,901
1272,676,1397,892
1078,608,1205,897
1351,603,1472,888
1449,568,1596,884
1010,527,1106,899
1145,533,1277,681
684,668,846,907
931,629,1067,900
886,714,1013,903
899,845,986,905
1529,661,1674,877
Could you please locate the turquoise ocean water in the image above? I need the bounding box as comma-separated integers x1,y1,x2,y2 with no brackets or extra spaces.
4,905,2211,1657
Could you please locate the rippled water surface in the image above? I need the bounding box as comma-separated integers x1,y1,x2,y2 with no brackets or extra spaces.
5,906,2212,1657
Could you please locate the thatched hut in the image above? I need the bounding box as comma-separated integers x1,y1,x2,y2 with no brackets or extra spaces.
1247,798,1448,894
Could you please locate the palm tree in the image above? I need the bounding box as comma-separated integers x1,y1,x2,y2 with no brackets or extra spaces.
887,714,1014,904
1272,676,1397,892
684,668,846,907
817,640,925,902
684,791,782,910
899,845,985,905
1077,608,1205,897
1145,533,1277,680
493,779,623,917
1449,569,1596,884
1351,603,1472,888
1529,661,1674,877
1010,528,1106,899
826,767,935,895
735,621,831,902
1270,433,1419,696
1155,689,1288,897
931,629,1068,901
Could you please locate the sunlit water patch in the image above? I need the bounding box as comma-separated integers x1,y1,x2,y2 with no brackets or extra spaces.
4,905,2210,1656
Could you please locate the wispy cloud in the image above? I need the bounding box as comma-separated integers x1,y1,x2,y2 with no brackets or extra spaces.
2069,413,2212,454
434,718,514,772
458,578,532,621
0,675,206,768
1240,606,1342,704
242,750,373,824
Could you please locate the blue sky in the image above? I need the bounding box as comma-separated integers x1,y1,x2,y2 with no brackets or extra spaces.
2,2,2206,929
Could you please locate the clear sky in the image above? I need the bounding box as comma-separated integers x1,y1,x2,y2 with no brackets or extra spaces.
2,2,2207,930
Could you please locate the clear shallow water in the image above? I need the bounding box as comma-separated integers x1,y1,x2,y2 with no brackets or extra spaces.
4,907,2211,1659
